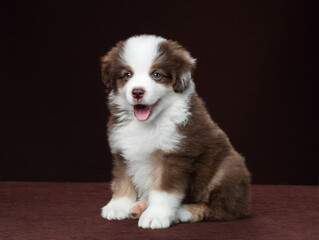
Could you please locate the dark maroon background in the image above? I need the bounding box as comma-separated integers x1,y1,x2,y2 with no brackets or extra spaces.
1,0,318,184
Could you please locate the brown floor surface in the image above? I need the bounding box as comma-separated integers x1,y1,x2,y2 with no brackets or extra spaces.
0,182,318,240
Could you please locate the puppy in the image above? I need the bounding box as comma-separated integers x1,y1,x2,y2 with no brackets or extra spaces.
100,35,251,229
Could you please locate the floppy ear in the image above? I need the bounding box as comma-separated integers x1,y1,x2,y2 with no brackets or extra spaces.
100,56,113,94
159,40,196,93
100,41,125,94
172,56,196,93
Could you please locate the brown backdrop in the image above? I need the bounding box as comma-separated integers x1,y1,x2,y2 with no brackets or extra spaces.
1,0,318,184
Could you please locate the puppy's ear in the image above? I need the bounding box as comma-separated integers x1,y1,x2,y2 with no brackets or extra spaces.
100,41,125,94
101,56,113,94
172,55,196,93
158,40,196,93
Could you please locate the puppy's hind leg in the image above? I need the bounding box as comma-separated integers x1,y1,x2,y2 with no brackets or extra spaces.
176,203,211,223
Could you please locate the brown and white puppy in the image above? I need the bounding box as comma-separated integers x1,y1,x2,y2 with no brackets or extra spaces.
100,35,251,229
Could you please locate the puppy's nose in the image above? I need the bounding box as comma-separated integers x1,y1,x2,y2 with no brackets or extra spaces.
132,88,145,100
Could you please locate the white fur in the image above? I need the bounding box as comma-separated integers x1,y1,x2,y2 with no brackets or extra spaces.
122,35,165,74
138,191,184,229
101,197,135,220
176,205,193,222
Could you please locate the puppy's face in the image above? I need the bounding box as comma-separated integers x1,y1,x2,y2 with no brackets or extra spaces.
101,35,196,122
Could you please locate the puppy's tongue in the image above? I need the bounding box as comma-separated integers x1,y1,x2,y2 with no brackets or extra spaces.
134,105,152,121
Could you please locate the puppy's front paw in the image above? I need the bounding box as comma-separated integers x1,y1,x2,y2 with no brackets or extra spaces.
138,206,175,229
101,197,134,220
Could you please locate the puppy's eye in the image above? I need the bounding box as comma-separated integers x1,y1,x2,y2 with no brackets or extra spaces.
124,71,133,80
151,71,162,81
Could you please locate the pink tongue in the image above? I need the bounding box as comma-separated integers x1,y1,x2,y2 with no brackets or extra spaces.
134,105,151,121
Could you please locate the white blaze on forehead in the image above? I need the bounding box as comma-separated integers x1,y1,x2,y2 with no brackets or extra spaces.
122,35,166,72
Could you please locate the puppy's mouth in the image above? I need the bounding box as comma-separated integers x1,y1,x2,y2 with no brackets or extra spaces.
133,102,158,121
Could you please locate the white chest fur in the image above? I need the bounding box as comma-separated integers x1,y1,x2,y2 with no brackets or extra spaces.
109,117,184,198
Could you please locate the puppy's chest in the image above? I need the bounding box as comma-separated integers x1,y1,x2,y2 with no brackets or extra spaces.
109,120,183,161
109,121,184,197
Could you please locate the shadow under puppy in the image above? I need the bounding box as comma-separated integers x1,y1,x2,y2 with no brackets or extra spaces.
100,35,251,229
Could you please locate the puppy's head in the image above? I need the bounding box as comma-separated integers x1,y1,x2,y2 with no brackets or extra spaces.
101,35,196,122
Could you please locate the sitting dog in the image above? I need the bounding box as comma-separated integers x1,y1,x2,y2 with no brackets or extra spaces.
100,35,251,229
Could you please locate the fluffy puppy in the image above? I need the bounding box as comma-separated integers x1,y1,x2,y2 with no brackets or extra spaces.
100,35,251,229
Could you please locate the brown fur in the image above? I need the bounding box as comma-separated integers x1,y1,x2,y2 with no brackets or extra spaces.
147,93,251,221
148,65,173,86
186,203,212,222
150,149,193,193
110,153,137,200
101,41,129,94
155,40,196,93
102,36,251,223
